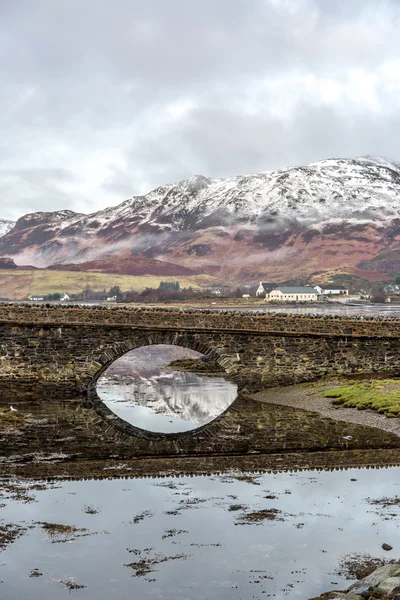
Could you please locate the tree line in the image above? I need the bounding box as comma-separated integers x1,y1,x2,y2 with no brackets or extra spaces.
35,282,256,303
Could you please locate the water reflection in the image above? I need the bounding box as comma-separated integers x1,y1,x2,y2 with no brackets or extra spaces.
254,303,400,316
96,345,237,433
1,467,399,600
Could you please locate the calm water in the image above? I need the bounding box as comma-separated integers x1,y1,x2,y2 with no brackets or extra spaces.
1,467,399,599
249,303,400,316
96,345,237,433
2,345,399,599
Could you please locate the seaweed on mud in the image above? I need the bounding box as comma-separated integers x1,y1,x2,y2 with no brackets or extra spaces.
0,408,25,428
189,542,222,547
366,496,400,508
130,510,153,524
38,521,108,543
232,474,262,485
0,522,27,550
124,548,189,577
0,481,60,505
179,497,207,507
335,552,397,580
83,505,99,514
161,529,188,539
153,481,186,490
228,504,248,512
127,547,154,556
235,508,284,525
0,482,37,504
55,578,87,590
38,522,88,542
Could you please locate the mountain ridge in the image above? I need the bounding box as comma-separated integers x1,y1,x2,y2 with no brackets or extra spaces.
1,156,400,284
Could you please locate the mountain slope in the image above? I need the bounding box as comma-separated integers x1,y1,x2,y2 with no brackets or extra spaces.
0,219,15,238
1,156,400,282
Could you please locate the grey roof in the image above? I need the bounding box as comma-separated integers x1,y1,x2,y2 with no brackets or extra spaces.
270,286,317,294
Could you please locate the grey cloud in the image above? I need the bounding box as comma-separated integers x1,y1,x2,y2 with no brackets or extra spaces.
1,0,400,218
0,168,90,219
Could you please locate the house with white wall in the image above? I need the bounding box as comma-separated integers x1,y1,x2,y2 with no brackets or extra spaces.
314,285,348,295
265,286,318,302
256,282,277,297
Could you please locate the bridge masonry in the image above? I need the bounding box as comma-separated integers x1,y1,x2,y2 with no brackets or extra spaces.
1,304,400,396
1,304,400,474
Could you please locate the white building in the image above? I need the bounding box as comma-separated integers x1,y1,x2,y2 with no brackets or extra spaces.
314,285,348,295
322,288,348,295
256,282,276,297
265,286,318,302
60,293,70,301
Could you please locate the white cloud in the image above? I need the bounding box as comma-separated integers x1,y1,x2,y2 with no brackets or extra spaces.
1,0,400,220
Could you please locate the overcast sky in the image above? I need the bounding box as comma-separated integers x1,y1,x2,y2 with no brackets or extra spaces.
1,0,400,220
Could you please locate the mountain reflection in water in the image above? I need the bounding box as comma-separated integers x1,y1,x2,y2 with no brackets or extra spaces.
96,345,237,433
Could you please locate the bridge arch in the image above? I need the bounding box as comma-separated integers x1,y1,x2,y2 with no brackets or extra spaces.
86,331,238,441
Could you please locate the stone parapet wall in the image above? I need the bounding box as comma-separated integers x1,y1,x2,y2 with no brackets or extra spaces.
1,304,400,395
1,303,400,338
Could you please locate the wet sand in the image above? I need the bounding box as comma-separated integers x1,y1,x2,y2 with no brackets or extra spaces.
254,380,400,438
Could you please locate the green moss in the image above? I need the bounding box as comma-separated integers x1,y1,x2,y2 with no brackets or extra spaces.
323,380,400,417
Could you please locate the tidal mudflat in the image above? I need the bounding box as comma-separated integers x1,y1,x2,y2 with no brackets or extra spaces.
1,467,399,599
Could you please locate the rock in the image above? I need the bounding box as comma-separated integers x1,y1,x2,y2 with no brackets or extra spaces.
382,543,393,551
376,576,400,594
344,594,360,600
349,564,400,593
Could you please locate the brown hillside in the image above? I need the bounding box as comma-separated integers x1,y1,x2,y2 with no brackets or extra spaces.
47,255,197,277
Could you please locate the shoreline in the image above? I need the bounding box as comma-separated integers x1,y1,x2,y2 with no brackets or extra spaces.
253,380,400,438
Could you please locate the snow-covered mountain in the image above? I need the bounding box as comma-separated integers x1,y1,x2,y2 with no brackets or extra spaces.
1,156,400,282
0,219,15,238
91,156,400,229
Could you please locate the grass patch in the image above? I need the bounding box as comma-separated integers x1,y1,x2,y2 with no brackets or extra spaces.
0,269,213,300
323,379,400,417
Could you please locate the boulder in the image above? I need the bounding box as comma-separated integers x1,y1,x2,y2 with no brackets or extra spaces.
349,564,400,593
375,576,400,595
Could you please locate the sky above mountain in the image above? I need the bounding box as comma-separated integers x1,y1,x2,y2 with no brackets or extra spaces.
1,0,400,220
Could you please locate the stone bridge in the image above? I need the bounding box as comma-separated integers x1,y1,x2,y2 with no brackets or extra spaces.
2,304,400,393
1,303,400,477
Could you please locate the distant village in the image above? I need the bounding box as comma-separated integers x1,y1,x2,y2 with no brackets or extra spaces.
22,279,400,304
210,282,361,303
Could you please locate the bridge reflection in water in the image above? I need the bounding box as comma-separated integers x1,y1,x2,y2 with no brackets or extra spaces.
0,304,400,478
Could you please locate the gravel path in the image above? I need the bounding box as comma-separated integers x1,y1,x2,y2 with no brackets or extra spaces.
253,382,400,438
